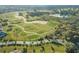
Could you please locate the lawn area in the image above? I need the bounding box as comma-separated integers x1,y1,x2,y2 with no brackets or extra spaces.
0,12,60,41
0,12,64,53
0,43,65,53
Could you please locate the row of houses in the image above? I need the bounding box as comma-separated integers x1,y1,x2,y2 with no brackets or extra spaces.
0,39,64,47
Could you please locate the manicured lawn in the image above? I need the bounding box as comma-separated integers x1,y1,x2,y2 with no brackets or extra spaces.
0,43,65,53
0,12,60,41
0,12,64,53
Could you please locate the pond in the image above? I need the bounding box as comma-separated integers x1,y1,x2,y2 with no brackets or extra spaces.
0,31,7,38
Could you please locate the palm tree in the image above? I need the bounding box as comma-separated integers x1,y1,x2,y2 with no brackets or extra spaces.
51,46,55,53
33,49,36,53
40,46,45,53
22,48,27,53
3,50,6,53
14,47,17,50
23,41,25,46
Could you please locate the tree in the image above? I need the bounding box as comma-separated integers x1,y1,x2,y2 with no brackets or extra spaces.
3,50,6,53
19,12,23,16
33,49,36,53
14,47,17,50
22,48,27,53
40,46,45,53
51,20,79,53
65,42,78,53
51,46,55,53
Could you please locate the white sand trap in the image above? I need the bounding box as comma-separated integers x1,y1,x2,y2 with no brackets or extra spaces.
26,21,48,24
15,12,48,24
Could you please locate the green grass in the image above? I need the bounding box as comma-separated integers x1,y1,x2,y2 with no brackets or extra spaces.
0,12,64,53
0,12,60,41
0,43,65,53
